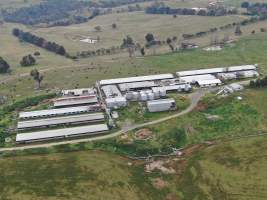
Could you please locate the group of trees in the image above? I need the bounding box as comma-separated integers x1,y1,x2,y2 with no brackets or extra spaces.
250,76,267,88
146,3,237,16
13,28,67,56
2,0,94,25
20,55,36,67
242,2,267,16
0,57,10,74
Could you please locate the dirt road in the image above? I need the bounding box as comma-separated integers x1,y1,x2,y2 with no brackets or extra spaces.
0,90,207,152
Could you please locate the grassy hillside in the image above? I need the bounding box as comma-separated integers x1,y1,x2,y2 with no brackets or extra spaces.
0,134,266,200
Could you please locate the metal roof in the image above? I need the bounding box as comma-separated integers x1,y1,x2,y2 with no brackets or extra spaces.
105,97,127,103
118,81,156,92
197,79,222,86
152,84,191,92
62,88,95,96
19,105,101,119
227,65,256,72
176,65,257,77
101,85,122,98
54,96,98,107
147,98,175,105
16,124,109,143
176,68,224,77
18,113,105,129
99,74,174,85
180,74,216,83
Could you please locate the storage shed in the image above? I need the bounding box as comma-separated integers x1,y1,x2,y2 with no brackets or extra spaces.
147,98,176,112
106,97,127,109
197,79,222,87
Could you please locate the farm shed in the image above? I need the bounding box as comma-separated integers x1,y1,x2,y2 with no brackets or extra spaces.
197,79,222,87
16,124,109,144
99,74,174,86
176,68,224,77
54,95,98,107
101,85,122,98
19,104,102,119
118,81,157,92
236,70,259,78
17,113,105,130
180,74,217,84
152,84,192,93
62,88,95,96
147,98,176,112
217,73,237,80
227,65,256,72
106,97,127,109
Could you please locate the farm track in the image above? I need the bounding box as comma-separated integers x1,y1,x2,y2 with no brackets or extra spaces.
0,90,207,152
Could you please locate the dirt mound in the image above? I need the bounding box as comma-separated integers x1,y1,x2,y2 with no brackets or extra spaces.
135,129,153,140
151,178,168,189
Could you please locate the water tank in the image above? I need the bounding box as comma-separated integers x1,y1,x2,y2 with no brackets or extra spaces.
148,92,155,100
159,88,166,97
126,92,133,100
132,92,139,101
140,92,147,101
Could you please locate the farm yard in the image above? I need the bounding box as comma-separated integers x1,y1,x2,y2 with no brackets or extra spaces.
1,0,267,199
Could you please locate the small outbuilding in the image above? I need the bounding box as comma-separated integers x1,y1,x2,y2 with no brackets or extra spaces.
147,98,176,112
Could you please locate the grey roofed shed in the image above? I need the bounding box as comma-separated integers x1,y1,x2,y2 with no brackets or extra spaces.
16,124,109,143
19,105,101,119
99,74,174,85
18,113,105,130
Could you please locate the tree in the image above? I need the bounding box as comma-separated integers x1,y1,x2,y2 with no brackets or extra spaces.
20,54,36,67
241,2,250,8
0,57,10,73
121,35,135,58
235,25,242,36
140,47,145,56
34,51,40,56
112,23,117,29
30,69,43,90
145,33,155,44
94,26,102,32
166,38,174,51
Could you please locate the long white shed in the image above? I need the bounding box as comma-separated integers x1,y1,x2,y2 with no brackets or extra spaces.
18,113,105,130
19,105,102,119
16,124,109,144
99,74,174,86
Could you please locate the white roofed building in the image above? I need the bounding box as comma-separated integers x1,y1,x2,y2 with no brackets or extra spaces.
99,74,174,86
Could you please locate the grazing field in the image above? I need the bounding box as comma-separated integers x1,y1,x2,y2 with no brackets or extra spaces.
0,134,266,200
30,13,245,53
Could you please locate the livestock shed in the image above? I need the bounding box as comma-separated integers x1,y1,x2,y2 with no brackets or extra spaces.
176,67,224,77
118,81,157,92
99,74,174,86
217,72,237,80
152,84,192,93
54,95,98,107
17,113,105,130
176,65,257,77
16,124,109,144
101,85,122,98
197,79,222,87
180,74,217,84
236,70,259,78
62,88,95,96
106,97,127,109
147,98,176,112
19,105,102,120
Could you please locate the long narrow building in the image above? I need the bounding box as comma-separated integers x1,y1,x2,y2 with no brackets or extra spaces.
16,124,109,144
18,113,105,130
19,105,102,120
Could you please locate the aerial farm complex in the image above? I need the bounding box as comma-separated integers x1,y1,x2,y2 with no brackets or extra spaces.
16,64,259,144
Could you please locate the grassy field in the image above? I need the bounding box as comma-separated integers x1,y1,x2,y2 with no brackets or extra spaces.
0,133,266,200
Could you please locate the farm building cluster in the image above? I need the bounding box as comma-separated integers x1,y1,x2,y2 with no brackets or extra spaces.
16,64,259,144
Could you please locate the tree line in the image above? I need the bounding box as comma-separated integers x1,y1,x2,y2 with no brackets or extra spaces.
12,28,67,56
250,76,267,88
146,2,237,16
242,2,267,16
2,0,153,26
